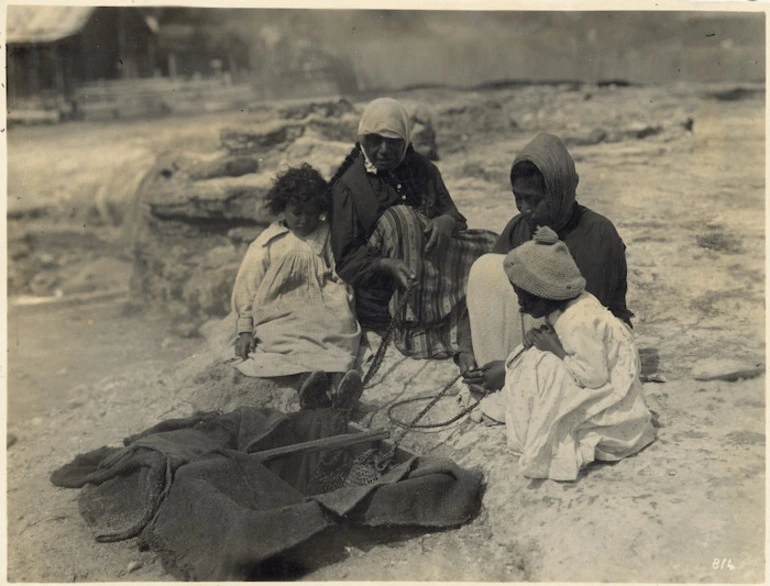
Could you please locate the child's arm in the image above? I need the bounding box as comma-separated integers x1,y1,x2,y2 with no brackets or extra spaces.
561,318,610,388
322,229,357,295
534,322,610,389
231,238,270,355
531,326,567,359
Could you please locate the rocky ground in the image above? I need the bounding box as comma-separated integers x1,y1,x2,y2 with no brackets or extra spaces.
6,81,765,582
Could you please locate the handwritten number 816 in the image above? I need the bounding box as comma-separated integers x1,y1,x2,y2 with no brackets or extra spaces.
713,558,735,571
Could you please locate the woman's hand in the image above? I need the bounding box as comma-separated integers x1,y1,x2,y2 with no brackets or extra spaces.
462,360,506,392
377,258,417,289
424,214,455,255
531,325,567,359
456,352,478,376
235,332,256,359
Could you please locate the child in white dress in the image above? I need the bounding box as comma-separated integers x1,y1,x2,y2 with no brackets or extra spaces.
500,226,656,480
231,164,363,410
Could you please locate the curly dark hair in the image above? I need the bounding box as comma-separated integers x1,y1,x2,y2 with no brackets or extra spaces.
265,163,330,216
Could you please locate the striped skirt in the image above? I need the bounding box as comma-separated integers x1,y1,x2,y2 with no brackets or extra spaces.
359,205,498,359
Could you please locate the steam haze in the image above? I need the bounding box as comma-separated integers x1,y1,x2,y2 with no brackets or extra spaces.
223,10,764,90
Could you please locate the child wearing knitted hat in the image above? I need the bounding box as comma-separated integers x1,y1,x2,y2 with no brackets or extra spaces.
495,226,656,481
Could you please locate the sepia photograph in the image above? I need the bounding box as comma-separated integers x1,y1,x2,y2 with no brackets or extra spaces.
4,1,766,582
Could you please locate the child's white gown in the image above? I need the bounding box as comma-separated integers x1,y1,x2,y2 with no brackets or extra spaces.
230,220,361,377
504,292,656,481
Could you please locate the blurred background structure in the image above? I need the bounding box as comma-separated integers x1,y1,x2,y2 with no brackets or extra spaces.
6,8,765,123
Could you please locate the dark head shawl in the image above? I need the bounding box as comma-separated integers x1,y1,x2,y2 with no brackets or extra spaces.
511,133,579,232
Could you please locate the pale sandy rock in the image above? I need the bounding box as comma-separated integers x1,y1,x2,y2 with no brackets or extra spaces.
129,163,275,318
278,136,355,179
174,359,299,414
304,112,360,143
58,257,132,296
146,173,274,223
220,119,307,155
277,97,355,120
691,358,765,381
182,262,240,317
157,150,260,181
226,226,265,246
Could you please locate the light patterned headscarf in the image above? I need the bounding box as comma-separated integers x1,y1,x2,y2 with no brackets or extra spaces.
357,98,411,173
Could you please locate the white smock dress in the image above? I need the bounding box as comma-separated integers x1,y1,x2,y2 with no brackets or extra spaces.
230,220,361,377
503,292,656,481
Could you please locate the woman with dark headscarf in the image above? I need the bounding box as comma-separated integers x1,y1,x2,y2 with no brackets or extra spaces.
460,133,632,403
330,98,498,359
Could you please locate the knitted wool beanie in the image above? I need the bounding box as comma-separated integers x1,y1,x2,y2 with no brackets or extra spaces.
503,226,586,300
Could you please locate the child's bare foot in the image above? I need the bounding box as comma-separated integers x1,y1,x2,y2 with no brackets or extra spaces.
333,370,363,411
298,371,331,409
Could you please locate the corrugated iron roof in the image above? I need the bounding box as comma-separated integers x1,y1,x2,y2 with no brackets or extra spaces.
6,5,96,44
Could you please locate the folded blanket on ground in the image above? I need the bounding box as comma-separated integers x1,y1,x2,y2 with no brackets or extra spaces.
51,407,483,580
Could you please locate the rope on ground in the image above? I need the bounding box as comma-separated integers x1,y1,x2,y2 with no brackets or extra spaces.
362,281,416,388
386,344,531,430
356,281,528,471
387,393,480,429
384,373,461,454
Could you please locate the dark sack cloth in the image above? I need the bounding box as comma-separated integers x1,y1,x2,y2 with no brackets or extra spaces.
51,407,483,580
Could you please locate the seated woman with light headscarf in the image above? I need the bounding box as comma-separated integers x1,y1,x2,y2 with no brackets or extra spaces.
329,97,498,359
459,133,633,418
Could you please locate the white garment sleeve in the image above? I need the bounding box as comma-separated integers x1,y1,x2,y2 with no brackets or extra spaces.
231,239,270,334
558,315,610,389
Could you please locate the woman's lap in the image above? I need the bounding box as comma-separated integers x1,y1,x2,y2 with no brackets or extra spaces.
361,205,497,359
467,253,544,365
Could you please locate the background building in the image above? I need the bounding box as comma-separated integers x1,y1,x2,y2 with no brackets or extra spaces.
7,6,156,118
